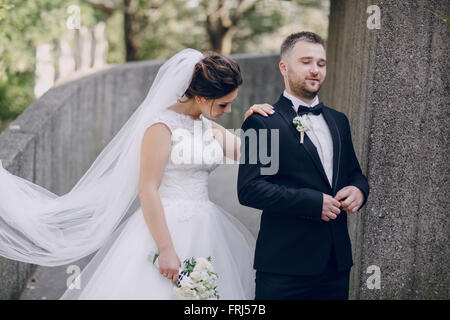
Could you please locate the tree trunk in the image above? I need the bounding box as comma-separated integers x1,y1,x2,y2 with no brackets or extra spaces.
124,0,140,61
220,29,234,55
206,16,234,55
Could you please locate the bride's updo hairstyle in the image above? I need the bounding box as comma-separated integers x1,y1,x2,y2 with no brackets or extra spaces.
183,51,243,100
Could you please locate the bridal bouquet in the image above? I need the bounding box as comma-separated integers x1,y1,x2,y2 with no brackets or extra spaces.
152,253,219,300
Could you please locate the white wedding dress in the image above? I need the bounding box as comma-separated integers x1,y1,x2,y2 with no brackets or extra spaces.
60,108,256,300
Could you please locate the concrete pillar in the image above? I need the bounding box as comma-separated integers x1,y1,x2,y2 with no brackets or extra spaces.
322,0,449,299
58,39,76,80
92,22,108,69
34,44,55,97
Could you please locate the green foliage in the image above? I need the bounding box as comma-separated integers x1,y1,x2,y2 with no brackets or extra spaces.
0,0,329,128
105,11,126,64
152,252,159,264
231,1,287,53
137,0,210,60
0,71,35,121
0,0,112,124
137,0,329,58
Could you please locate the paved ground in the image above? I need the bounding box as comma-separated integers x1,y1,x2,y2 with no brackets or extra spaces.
19,164,261,299
20,255,94,300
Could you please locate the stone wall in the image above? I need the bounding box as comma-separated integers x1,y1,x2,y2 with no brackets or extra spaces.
322,0,449,299
0,54,283,299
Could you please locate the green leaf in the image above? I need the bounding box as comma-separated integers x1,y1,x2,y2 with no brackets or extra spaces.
152,253,159,264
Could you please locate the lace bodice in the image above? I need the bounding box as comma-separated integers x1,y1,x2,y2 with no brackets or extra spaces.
150,109,224,203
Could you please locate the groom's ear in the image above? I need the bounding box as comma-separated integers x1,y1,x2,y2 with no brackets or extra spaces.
279,60,288,77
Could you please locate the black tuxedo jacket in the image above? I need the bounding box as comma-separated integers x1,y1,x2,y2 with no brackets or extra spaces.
237,94,369,276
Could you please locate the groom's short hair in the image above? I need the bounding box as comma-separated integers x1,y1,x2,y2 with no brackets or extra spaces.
280,31,325,59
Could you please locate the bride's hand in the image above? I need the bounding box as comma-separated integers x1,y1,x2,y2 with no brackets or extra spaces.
158,247,181,283
244,103,274,121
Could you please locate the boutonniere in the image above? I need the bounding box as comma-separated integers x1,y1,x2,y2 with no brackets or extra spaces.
292,114,310,144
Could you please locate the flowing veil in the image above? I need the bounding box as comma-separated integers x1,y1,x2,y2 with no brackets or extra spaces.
0,48,204,267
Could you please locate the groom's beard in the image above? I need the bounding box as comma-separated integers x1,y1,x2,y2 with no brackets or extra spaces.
288,77,322,101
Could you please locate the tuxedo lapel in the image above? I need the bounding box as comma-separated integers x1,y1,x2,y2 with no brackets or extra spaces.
275,95,331,189
321,107,341,193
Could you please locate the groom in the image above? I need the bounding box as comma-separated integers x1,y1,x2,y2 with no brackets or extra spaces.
237,32,369,300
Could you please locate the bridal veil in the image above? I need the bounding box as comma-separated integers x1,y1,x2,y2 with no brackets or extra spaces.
0,49,204,266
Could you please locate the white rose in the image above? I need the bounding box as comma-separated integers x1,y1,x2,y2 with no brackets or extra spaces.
180,276,195,289
200,291,212,299
190,271,201,282
206,262,214,270
195,258,214,273
196,257,209,264
200,270,209,281
174,286,198,300
173,287,183,299
195,283,207,294
194,258,208,271
182,287,199,299
206,289,215,298
174,286,199,300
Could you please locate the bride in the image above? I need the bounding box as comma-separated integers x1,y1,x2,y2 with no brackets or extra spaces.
0,49,274,299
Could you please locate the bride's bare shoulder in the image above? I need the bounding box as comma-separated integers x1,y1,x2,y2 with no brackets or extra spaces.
142,122,172,155
145,121,172,136
144,109,177,136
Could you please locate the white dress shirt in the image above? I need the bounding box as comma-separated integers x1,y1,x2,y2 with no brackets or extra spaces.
283,90,334,187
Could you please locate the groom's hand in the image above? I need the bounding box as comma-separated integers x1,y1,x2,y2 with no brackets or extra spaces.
335,186,364,214
321,194,341,221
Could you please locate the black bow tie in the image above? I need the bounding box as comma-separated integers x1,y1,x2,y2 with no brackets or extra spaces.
297,102,323,116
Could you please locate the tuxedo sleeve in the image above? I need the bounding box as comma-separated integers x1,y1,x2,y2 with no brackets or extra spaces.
342,115,370,209
237,115,323,221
